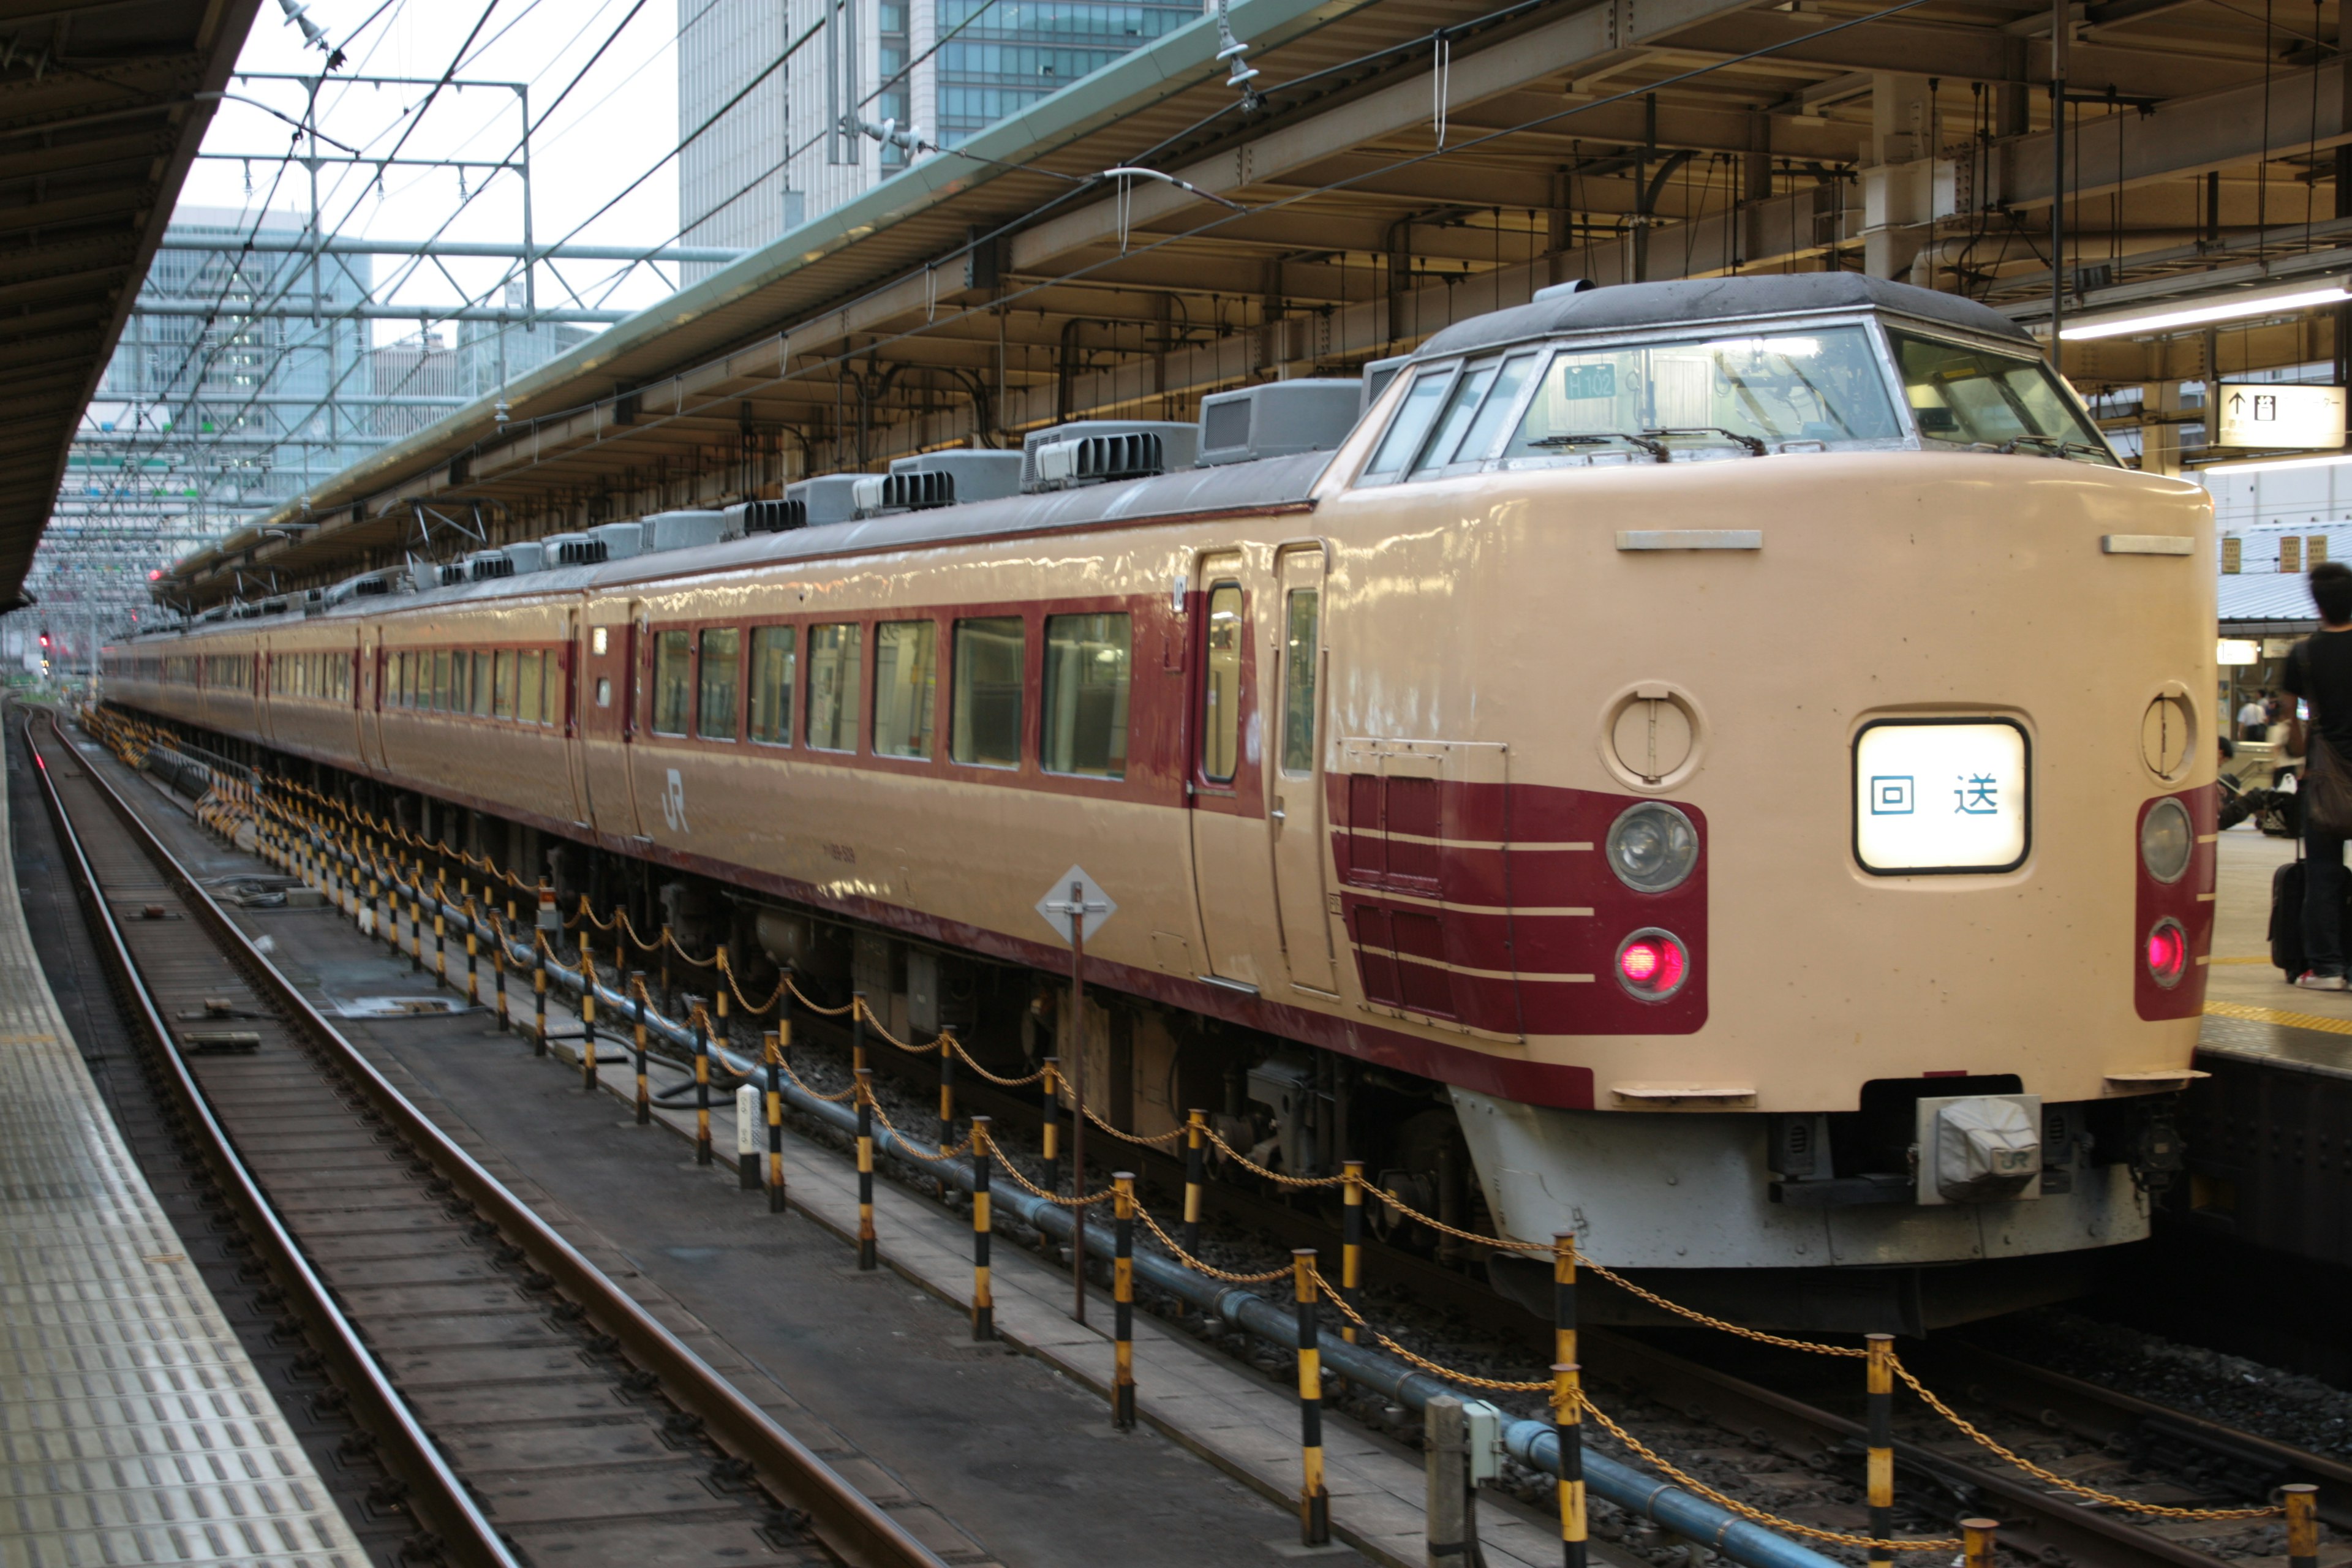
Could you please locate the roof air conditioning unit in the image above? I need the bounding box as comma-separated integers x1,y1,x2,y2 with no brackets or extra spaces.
851,470,956,518
1030,431,1167,490
741,499,807,533
502,541,546,575
644,510,728,552
466,550,514,581
1020,420,1196,491
888,448,1022,502
1197,380,1361,466
587,521,646,560
436,562,469,587
543,532,607,567
351,575,393,597
787,474,865,526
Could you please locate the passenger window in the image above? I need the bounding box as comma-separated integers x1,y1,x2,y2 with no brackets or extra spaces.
432,649,451,711
1281,589,1319,775
651,629,692,736
698,628,740,740
543,652,563,726
518,650,543,725
748,627,795,745
951,616,1025,768
1042,613,1130,780
873,620,937,760
1201,584,1243,785
1411,358,1501,474
1362,370,1452,481
494,651,516,718
470,653,492,717
806,623,862,752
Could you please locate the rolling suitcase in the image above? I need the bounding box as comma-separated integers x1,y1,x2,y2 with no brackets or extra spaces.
2272,857,2307,979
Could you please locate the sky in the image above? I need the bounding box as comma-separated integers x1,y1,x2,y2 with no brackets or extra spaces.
179,0,688,344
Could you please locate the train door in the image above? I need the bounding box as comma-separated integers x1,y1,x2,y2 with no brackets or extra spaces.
1187,551,1280,989
358,628,385,775
561,605,592,829
1267,544,1338,995
257,636,277,748
578,597,644,843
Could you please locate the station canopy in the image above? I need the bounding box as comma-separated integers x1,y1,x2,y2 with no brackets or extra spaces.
160,0,2328,608
0,0,261,612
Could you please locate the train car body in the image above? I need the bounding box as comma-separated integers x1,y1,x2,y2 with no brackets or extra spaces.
108,275,2215,1332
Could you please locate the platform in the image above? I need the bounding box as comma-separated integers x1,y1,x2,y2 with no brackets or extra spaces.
0,710,366,1566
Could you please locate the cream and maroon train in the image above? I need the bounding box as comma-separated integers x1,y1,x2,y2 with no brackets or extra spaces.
108,274,2216,1332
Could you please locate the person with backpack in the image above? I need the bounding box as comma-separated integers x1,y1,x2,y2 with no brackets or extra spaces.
2283,561,2352,989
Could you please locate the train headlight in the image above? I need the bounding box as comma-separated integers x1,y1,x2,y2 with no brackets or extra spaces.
1615,928,1689,1001
1605,802,1698,894
2144,918,2187,988
2139,797,2192,884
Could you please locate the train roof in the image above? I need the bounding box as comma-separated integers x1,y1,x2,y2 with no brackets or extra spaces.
1412,274,2036,361
124,450,1335,637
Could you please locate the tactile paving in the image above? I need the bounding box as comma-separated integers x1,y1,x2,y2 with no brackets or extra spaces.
0,727,365,1567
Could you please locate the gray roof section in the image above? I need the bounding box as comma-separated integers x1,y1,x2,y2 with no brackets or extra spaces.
1412,275,2038,361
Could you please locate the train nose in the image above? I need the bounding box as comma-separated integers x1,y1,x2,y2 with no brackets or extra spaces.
1927,1096,2041,1202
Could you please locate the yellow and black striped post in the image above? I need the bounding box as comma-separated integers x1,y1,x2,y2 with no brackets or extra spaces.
532,935,548,1055
1553,1231,1577,1369
854,1068,878,1270
1041,1058,1062,1199
463,894,480,1008
630,973,651,1125
432,871,448,989
579,951,599,1092
1294,1248,1329,1545
658,925,672,1015
1961,1518,1998,1568
1112,1172,1136,1427
937,1027,958,1200
1555,1362,1586,1568
1182,1109,1207,1257
408,857,423,971
2286,1484,2318,1568
852,990,869,1074
366,853,382,945
971,1118,995,1342
766,1026,787,1215
1866,1332,1894,1568
492,902,510,1031
692,997,714,1166
1341,1159,1365,1346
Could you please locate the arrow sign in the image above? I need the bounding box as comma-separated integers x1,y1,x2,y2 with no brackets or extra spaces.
1036,865,1116,944
2228,391,2246,414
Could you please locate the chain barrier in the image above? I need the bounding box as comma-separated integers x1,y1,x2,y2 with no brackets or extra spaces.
714,950,790,1017
1125,1199,1299,1284
786,974,857,1017
862,1093,973,1164
1888,1359,2280,1519
855,1002,945,1057
781,1057,861,1104
987,1144,1116,1208
1577,1395,1960,1552
1308,1268,1552,1392
948,1035,1046,1088
1080,1102,1187,1148
1199,1124,1348,1189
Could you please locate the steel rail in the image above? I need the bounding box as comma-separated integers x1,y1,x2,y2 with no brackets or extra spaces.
25,714,521,1568
36,711,951,1568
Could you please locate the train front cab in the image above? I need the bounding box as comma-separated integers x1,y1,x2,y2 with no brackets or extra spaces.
1313,275,2213,1333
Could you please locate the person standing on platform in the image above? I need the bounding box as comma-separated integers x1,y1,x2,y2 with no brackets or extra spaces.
2238,692,2269,741
2285,562,2352,990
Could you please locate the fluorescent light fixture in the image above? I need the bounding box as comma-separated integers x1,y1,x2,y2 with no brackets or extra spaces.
2058,284,2351,342
2218,639,2261,667
2201,451,2352,474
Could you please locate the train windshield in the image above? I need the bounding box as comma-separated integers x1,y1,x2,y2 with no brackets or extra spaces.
1888,331,2116,464
1501,325,1900,462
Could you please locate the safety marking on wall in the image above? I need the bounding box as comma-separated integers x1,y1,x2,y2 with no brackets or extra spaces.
2204,1000,2352,1037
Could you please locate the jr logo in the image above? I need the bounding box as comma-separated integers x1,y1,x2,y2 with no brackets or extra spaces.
661,768,688,833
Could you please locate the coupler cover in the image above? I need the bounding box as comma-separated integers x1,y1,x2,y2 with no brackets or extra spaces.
1915,1094,2042,1205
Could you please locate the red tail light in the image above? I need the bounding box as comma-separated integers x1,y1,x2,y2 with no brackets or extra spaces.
2145,918,2187,988
1615,929,1689,1001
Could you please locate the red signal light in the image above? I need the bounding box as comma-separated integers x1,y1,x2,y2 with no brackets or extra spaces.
1615,929,1689,1001
2144,919,2187,988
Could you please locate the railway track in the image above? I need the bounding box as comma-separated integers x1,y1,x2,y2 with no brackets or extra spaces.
25,709,948,1568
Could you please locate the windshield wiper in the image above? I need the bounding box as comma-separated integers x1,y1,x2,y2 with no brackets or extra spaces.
1527,431,1668,461
1998,433,2110,462
1645,426,1768,457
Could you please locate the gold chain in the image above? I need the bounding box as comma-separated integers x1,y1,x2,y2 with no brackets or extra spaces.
1128,1200,1294,1284
989,1145,1117,1207
1200,1125,1347,1188
863,1095,973,1163
1310,1270,1552,1392
783,973,856,1017
949,1035,1047,1088
1580,1395,1960,1551
1081,1102,1188,1147
1890,1359,2280,1519
782,1057,861,1103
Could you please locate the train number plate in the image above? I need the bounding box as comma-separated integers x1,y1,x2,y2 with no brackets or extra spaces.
1852,718,2030,875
